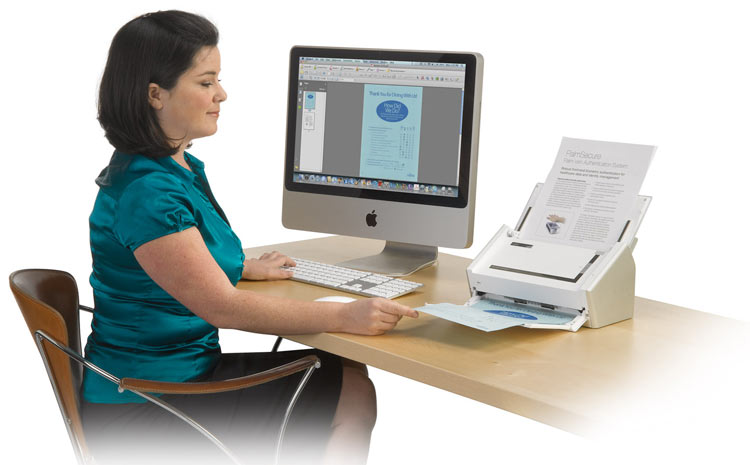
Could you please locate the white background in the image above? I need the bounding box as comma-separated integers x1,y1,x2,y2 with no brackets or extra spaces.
2,1,749,463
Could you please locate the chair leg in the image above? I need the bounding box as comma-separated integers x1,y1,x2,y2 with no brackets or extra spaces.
274,362,320,465
34,330,243,465
34,333,90,465
132,391,243,465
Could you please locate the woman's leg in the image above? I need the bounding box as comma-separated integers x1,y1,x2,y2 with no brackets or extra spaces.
323,359,377,465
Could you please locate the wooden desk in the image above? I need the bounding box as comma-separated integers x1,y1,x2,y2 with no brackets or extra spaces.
240,236,749,438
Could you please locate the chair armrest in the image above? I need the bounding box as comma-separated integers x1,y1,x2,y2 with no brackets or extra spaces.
120,354,321,395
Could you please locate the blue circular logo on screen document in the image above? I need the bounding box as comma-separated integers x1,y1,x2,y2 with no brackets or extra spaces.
376,100,409,122
484,310,538,320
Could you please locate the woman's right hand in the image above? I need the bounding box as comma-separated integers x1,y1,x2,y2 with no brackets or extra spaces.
341,298,419,335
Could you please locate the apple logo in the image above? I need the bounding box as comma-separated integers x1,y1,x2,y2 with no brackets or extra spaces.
365,210,377,227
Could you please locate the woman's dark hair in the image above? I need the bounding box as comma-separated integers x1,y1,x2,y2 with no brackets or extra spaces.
98,10,219,158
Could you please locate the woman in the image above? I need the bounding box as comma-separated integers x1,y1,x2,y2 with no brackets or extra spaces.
81,10,418,465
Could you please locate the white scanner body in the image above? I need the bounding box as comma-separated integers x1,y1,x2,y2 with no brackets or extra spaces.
466,183,651,330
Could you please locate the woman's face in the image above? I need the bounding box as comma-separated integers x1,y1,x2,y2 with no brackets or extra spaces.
150,46,227,148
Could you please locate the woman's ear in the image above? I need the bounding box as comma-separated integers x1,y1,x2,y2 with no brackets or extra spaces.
148,83,165,110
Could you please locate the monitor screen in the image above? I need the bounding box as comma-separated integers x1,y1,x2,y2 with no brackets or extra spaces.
283,47,483,275
285,48,479,208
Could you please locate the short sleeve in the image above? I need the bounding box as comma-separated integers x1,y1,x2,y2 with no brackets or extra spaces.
113,173,198,251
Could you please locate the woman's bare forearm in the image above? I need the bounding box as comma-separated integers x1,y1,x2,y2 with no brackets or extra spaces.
207,288,349,334
134,228,415,336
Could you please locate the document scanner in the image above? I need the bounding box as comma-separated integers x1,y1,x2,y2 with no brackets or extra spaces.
466,183,651,330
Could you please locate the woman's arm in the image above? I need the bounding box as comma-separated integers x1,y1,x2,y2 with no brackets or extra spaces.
133,227,418,335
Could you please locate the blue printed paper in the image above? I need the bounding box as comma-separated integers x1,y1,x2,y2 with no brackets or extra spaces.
360,84,422,182
417,298,577,332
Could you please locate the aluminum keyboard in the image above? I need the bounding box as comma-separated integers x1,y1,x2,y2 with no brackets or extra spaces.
282,257,423,299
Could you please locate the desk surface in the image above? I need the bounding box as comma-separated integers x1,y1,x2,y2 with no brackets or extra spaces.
240,236,749,437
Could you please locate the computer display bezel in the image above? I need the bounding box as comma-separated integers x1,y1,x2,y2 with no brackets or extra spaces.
284,46,480,209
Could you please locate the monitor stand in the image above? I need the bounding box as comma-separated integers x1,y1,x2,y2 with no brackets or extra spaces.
336,241,438,277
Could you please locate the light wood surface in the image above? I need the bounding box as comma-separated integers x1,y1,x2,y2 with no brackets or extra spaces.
240,236,750,437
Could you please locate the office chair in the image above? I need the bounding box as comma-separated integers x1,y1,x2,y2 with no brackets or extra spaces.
9,269,320,465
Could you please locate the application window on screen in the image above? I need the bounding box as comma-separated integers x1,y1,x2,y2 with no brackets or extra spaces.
294,57,466,198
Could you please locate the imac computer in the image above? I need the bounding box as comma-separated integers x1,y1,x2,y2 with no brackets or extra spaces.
282,46,484,276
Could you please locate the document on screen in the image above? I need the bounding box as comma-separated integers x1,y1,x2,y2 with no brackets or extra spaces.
359,84,423,183
520,137,655,251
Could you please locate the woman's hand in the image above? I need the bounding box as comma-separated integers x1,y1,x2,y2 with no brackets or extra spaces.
242,251,296,281
340,298,419,335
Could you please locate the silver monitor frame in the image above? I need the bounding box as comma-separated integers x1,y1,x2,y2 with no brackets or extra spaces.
282,46,483,276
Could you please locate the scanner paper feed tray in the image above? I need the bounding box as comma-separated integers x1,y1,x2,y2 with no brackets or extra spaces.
417,297,587,332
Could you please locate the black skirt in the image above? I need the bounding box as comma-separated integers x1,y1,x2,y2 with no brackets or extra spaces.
81,349,343,465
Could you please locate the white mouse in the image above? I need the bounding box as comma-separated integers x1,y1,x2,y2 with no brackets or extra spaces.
315,295,357,304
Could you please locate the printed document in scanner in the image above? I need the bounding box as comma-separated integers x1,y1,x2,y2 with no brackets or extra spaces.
521,137,655,250
417,299,577,332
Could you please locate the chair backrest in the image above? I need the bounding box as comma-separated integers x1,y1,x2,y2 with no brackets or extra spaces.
9,269,87,460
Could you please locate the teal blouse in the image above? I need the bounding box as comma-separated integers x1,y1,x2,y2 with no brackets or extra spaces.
82,151,245,403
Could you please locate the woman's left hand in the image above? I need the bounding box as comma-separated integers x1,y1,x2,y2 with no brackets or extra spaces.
242,251,296,281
